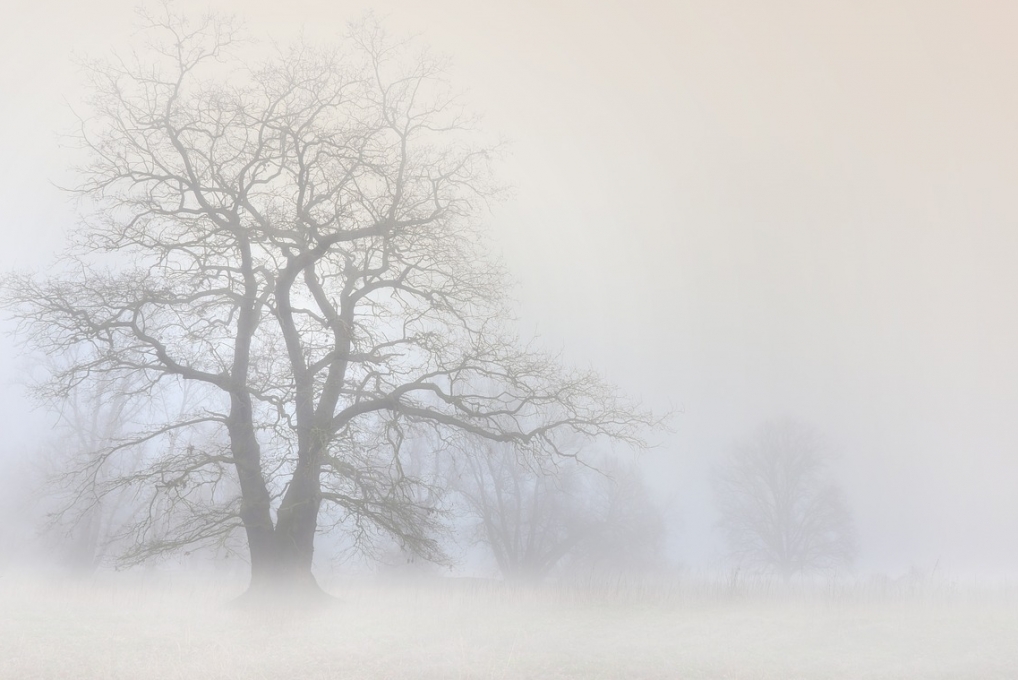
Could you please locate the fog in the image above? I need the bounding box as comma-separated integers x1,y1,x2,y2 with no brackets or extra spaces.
2,1,1018,677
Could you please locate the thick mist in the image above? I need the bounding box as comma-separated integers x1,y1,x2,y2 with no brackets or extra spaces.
5,0,1018,577
2,1,1018,678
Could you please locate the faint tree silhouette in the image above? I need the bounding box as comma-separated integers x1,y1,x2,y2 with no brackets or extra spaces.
712,420,856,578
34,372,237,572
450,440,664,582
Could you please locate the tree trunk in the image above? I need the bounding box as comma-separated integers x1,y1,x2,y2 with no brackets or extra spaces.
227,389,330,603
271,459,323,592
226,394,287,594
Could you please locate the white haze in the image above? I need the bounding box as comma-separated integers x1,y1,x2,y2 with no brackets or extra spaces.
2,1,1018,676
4,573,1018,679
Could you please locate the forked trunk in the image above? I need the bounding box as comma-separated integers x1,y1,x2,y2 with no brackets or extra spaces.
269,460,324,593
228,394,326,602
240,460,327,603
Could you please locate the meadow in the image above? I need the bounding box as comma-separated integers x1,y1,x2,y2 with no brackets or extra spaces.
2,569,1016,679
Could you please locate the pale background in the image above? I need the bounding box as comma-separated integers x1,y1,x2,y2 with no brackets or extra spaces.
3,0,1018,575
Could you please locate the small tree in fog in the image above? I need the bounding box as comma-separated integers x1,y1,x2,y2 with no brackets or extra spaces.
712,420,856,578
2,8,657,598
450,441,664,582
36,375,149,572
562,456,666,576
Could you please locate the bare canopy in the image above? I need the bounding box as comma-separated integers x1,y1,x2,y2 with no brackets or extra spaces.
712,420,856,578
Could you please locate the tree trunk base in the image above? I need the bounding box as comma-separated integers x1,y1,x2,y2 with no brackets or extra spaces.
229,575,338,611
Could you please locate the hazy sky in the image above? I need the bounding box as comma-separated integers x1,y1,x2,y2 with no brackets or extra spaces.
3,0,1018,575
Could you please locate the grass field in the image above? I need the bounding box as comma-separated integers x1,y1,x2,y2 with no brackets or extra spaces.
2,570,1016,679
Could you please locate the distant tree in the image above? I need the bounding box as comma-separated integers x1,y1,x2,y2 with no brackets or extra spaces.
562,456,666,576
35,373,238,572
38,375,150,572
2,9,657,599
450,440,664,582
712,420,856,578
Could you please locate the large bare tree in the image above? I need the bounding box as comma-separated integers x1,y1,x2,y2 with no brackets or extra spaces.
3,9,656,598
712,420,857,579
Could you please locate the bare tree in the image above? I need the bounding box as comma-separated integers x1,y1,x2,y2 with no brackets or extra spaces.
37,374,151,572
2,8,657,598
34,373,238,572
450,441,585,582
450,441,664,582
561,456,666,576
712,420,857,578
